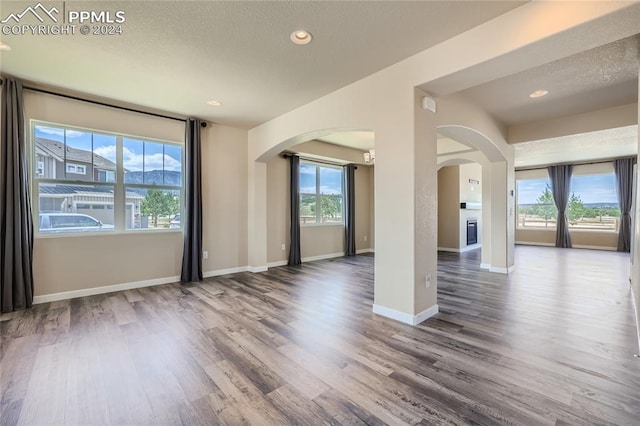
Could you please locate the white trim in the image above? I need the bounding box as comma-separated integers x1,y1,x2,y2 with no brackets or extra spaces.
203,266,248,278
356,248,375,254
573,244,617,251
489,266,508,274
515,241,555,247
480,263,491,270
438,244,482,253
372,304,439,326
515,241,616,251
630,283,640,356
437,247,460,253
508,265,516,274
267,260,288,268
302,252,345,263
33,275,180,304
247,266,268,273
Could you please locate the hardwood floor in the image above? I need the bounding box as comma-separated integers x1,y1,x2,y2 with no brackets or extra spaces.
1,246,639,425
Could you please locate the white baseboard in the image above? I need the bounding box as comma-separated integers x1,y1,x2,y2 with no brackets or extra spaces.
631,284,640,356
372,303,439,326
267,260,288,268
573,244,617,251
203,266,248,278
33,275,180,304
480,263,490,270
515,241,554,247
247,266,268,273
302,251,346,263
489,266,508,274
356,248,375,254
438,244,482,253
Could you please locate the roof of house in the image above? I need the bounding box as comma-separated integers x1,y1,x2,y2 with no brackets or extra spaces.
35,138,116,171
39,184,143,199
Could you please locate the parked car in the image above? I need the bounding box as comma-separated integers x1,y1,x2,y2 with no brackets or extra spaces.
169,214,181,228
39,213,115,233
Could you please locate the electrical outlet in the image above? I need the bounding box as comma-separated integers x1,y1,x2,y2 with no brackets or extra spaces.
425,273,431,288
281,243,286,251
203,251,208,259
364,235,367,241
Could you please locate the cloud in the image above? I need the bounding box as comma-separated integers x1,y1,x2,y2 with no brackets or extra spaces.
93,146,182,171
37,126,84,138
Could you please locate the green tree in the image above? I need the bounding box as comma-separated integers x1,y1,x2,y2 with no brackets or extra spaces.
321,196,341,221
141,189,178,227
567,193,586,224
530,184,557,227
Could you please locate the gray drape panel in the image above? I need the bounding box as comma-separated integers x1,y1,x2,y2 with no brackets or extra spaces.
1,79,34,313
614,157,636,252
344,164,356,256
288,155,301,265
548,165,573,248
180,118,203,283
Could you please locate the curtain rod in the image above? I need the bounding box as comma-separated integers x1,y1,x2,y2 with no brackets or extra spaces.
0,78,207,127
281,152,357,169
515,156,636,172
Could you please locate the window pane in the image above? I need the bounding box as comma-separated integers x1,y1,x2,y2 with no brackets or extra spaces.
63,130,93,180
517,178,556,228
300,163,316,194
93,133,117,182
300,194,317,224
164,144,183,186
38,183,114,233
321,195,343,223
127,187,180,230
144,141,164,185
319,166,342,195
568,173,619,230
123,138,144,183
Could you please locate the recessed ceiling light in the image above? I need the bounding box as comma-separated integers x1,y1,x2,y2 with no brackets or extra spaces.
529,89,549,98
290,30,312,45
0,42,11,51
206,100,222,107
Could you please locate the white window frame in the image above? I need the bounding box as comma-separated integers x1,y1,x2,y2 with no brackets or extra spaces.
299,160,345,226
31,120,184,237
66,163,86,175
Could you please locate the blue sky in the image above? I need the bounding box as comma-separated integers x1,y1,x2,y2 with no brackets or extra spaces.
518,174,618,204
35,125,181,172
300,163,342,195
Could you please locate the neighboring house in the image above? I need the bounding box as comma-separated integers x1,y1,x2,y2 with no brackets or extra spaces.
34,137,116,182
35,137,143,227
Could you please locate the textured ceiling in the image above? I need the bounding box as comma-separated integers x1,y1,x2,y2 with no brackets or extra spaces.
457,34,640,127
514,126,638,169
0,0,525,129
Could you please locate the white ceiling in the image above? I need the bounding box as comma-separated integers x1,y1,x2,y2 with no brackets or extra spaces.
0,0,525,129
317,131,374,152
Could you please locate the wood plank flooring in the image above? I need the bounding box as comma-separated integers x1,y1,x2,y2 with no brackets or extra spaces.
1,246,639,425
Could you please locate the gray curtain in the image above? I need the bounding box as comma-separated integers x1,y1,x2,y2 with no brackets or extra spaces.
548,165,573,248
288,155,301,265
614,157,636,252
180,118,203,282
344,164,356,256
1,79,34,313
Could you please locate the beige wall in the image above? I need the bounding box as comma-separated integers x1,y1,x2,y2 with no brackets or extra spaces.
266,142,374,264
437,166,459,249
24,91,248,296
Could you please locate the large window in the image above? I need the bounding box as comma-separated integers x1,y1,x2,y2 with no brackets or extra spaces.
299,161,344,225
517,169,620,231
32,122,183,235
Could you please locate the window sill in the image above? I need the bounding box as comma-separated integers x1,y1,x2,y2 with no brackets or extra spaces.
516,227,617,234
300,223,345,228
35,228,183,239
